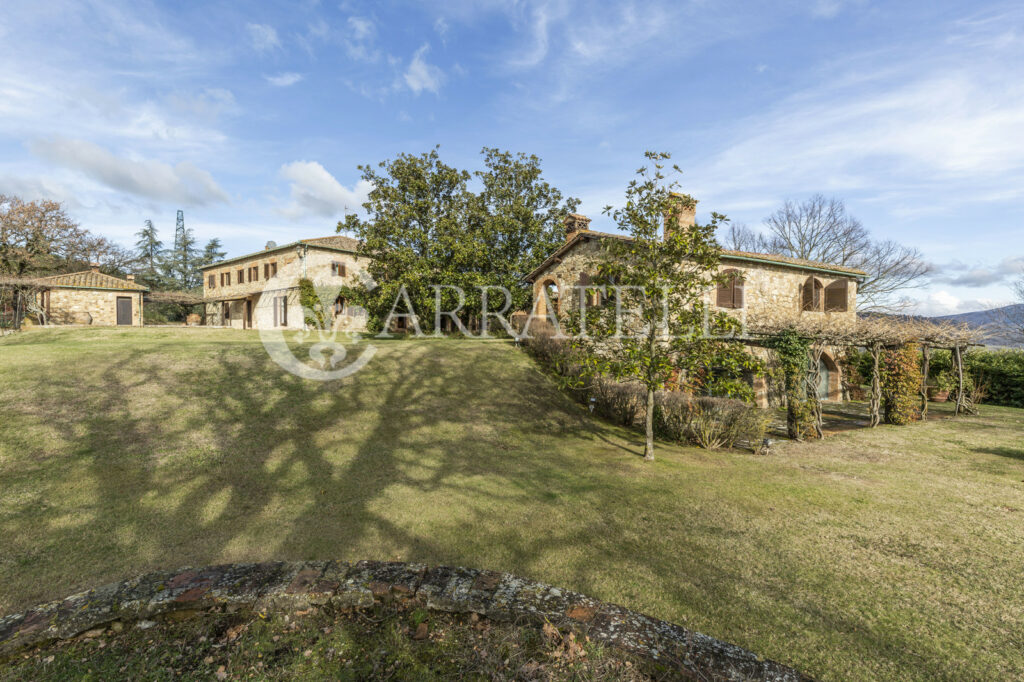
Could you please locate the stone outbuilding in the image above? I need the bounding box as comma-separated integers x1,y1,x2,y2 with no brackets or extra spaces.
32,265,147,326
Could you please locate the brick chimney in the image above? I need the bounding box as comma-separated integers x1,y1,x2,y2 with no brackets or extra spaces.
89,262,100,273
664,192,697,240
564,213,591,242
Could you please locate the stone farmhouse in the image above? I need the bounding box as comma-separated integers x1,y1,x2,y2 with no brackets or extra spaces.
523,199,867,406
200,236,370,331
32,265,147,326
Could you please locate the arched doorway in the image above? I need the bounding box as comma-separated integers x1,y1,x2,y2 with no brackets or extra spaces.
816,353,840,400
534,277,560,317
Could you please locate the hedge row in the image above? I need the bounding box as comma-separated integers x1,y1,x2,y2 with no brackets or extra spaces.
522,325,768,451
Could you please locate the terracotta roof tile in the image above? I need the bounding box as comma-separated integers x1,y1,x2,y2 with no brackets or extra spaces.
34,270,149,291
524,230,867,281
300,235,361,251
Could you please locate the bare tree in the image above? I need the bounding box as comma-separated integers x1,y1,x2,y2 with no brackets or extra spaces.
1003,275,1024,343
720,222,765,252
757,195,930,312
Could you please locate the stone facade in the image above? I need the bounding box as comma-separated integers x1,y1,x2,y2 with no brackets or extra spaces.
201,237,371,332
44,289,144,326
32,269,146,327
525,226,865,406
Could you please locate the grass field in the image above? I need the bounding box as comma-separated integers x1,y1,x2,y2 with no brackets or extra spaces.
1,327,1022,680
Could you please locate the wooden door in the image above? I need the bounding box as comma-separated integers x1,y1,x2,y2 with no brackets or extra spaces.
245,299,253,329
116,296,133,326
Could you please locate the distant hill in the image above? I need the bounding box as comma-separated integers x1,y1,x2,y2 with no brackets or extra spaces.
931,304,1024,347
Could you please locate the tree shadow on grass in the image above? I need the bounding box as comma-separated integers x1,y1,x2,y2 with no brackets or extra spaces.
973,446,1024,462
0,335,647,615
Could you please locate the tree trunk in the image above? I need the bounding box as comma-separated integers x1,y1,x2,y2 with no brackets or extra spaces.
644,388,655,461
954,345,965,416
869,344,881,428
807,345,824,439
920,344,930,418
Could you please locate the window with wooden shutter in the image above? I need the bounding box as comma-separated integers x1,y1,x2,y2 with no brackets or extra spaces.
716,270,744,309
824,280,848,312
250,265,258,281
331,261,346,277
801,276,823,312
237,269,245,284
208,274,215,289
269,262,277,278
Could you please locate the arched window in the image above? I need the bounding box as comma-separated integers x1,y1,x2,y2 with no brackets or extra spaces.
824,280,849,312
716,269,744,309
801,276,823,312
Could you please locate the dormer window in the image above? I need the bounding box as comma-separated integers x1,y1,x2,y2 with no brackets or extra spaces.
716,269,744,309
801,276,824,312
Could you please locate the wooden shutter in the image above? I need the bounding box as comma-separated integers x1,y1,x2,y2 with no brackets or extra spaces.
825,280,848,312
717,280,732,308
273,297,278,327
717,270,743,309
802,277,823,311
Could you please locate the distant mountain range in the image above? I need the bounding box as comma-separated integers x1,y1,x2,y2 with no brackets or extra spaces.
931,303,1024,347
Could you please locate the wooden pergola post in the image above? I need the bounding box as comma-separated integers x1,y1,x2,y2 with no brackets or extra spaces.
920,344,931,418
953,344,966,416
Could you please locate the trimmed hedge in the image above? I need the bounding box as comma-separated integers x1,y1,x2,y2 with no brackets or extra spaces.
522,325,768,450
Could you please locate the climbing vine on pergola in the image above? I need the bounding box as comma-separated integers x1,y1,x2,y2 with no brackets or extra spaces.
746,314,986,437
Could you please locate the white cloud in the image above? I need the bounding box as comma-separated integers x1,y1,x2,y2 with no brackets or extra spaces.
246,23,281,51
29,137,229,206
404,44,444,94
910,290,1007,317
279,161,371,219
265,72,304,87
694,20,1024,211
347,16,375,40
931,256,1024,288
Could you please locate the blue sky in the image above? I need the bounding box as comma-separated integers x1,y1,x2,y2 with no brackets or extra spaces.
2,0,1022,314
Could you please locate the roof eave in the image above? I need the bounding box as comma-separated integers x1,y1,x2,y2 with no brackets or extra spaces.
199,239,361,271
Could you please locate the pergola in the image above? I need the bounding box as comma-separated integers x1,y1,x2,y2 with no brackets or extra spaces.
745,313,987,437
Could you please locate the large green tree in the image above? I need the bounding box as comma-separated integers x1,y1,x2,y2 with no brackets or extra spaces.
338,146,578,332
572,153,757,461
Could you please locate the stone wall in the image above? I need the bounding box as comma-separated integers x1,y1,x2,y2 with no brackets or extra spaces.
42,289,143,327
530,236,857,325
0,560,808,681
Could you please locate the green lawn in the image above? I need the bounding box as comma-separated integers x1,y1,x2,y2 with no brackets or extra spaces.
1,327,1023,681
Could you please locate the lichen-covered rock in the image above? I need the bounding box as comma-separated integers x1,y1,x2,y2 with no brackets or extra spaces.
0,561,812,680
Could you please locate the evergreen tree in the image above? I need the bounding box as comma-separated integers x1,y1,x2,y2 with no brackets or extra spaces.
200,238,226,268
134,220,165,288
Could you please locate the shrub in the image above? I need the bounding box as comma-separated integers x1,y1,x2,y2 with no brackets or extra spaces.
881,343,921,425
590,377,645,427
964,349,1024,408
654,393,770,450
298,278,326,328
